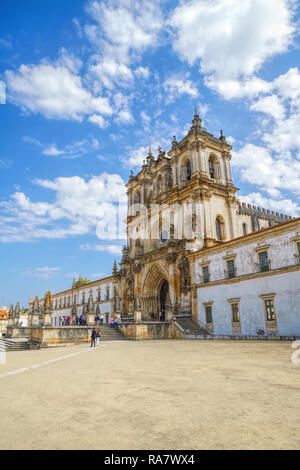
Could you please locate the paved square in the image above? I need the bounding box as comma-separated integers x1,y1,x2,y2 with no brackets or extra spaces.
0,340,299,450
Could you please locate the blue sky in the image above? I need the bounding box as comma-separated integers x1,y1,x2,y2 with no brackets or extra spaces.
0,0,300,307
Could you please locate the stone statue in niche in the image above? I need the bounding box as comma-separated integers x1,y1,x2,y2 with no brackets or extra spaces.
178,253,190,292
126,271,134,301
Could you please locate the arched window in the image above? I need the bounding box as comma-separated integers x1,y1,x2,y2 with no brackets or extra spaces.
216,216,225,241
242,223,247,235
134,190,140,204
209,158,215,179
186,160,192,181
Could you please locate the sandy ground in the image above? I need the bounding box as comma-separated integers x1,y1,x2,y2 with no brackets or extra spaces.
0,339,299,450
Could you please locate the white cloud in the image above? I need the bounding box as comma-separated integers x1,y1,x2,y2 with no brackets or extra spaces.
0,173,127,242
273,67,300,100
88,57,134,90
113,92,134,124
232,143,300,212
25,136,101,159
170,0,296,99
80,243,122,256
163,75,198,102
134,67,150,79
250,95,286,121
88,114,108,129
0,80,6,104
85,0,163,63
21,266,60,279
5,62,113,121
84,0,162,116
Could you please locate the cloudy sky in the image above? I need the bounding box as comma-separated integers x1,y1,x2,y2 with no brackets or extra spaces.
0,0,300,306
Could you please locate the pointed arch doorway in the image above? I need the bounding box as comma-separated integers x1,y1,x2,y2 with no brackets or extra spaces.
142,264,170,319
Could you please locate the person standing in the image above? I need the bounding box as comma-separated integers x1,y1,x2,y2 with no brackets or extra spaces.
96,328,101,345
110,316,114,328
91,328,97,347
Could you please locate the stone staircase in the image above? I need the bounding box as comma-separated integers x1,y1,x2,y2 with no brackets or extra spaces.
97,324,127,341
174,315,210,339
0,338,30,351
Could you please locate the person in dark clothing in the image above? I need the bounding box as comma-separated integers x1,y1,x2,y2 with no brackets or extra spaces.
91,328,97,347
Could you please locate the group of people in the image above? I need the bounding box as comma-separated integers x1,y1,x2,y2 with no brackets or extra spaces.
94,314,104,324
90,328,102,347
149,311,166,321
110,317,119,328
60,315,87,326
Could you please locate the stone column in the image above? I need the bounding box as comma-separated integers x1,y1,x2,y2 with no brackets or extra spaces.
165,293,173,321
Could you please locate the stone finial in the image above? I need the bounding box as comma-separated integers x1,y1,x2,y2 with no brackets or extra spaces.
190,107,202,132
44,290,52,310
87,289,95,314
113,259,117,273
129,170,134,181
9,304,14,319
220,130,226,143
15,302,21,316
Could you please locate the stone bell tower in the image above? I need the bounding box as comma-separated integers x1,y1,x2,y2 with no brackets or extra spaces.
119,109,240,320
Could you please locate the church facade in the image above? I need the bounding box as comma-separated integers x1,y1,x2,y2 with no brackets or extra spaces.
28,110,300,339
117,109,299,336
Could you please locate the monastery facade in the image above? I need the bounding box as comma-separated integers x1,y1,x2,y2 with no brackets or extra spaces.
26,109,300,340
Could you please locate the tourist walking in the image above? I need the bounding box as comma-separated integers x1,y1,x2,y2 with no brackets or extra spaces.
91,328,97,347
110,316,114,328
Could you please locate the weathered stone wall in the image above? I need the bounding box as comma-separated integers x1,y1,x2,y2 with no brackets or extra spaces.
30,326,94,347
6,326,30,338
119,322,185,340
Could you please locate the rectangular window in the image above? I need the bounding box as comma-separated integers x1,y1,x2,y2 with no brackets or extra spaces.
205,305,213,324
231,303,240,323
202,266,210,283
265,299,276,322
259,251,269,272
297,242,300,262
227,259,235,278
